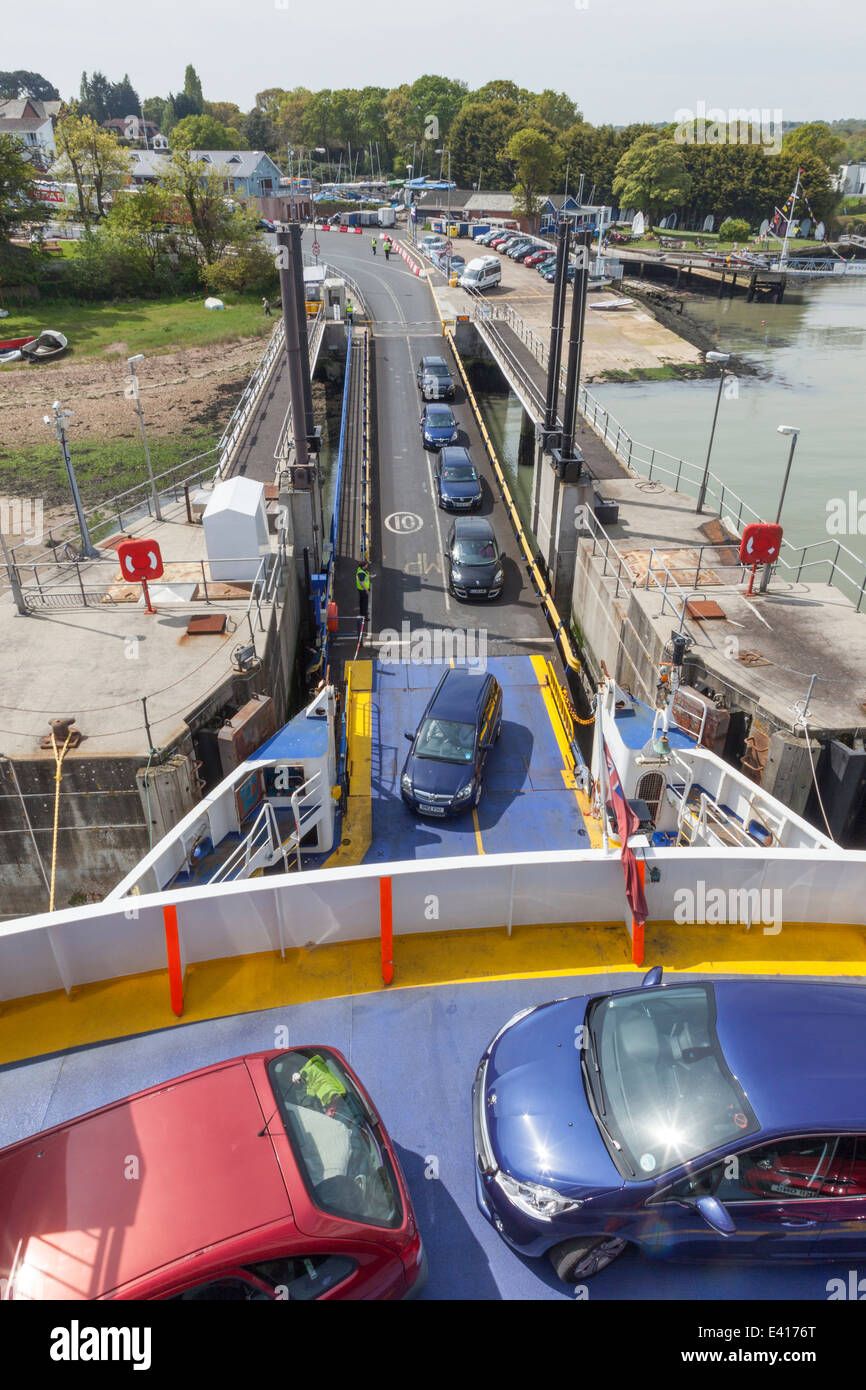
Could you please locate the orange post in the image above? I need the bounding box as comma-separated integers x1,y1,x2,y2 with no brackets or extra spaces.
163,903,184,1016
631,861,646,967
379,876,393,985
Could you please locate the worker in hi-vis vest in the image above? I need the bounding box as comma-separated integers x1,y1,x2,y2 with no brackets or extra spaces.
371,236,377,255
356,559,371,631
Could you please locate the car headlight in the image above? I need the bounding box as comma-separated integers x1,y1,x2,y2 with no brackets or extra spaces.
401,773,413,791
493,568,504,585
454,781,474,802
494,1172,584,1221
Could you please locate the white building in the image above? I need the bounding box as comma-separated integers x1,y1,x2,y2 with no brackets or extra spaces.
0,98,58,166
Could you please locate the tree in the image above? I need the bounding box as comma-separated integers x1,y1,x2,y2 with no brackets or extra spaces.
160,147,248,265
718,217,751,241
54,108,130,220
204,241,278,295
783,123,844,172
205,101,245,133
449,99,522,188
108,74,141,121
172,114,241,150
613,132,692,228
242,108,272,150
183,65,203,115
0,133,49,241
105,185,176,275
506,127,557,224
142,97,168,131
0,70,59,101
78,71,112,123
531,90,581,133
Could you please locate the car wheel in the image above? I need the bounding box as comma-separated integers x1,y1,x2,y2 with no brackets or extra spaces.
548,1237,627,1283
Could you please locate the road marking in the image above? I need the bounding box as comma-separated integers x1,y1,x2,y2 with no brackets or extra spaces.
385,511,424,534
472,808,485,854
424,452,451,612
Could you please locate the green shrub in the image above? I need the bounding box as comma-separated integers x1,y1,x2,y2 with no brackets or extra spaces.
203,243,279,296
718,217,751,242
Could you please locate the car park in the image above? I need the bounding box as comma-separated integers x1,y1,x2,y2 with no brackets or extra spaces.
473,972,866,1283
401,667,502,817
444,515,504,600
420,403,459,450
417,355,456,400
524,249,555,266
0,1048,426,1300
434,447,483,511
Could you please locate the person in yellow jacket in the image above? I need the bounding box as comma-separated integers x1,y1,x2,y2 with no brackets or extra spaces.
356,559,371,632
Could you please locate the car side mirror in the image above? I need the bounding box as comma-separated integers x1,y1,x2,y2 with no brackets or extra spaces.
404,731,414,742
695,1195,736,1237
641,966,663,988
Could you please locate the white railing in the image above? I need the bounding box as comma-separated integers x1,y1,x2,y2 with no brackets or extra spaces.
209,802,288,883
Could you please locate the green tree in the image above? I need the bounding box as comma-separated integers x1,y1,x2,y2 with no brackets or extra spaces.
718,217,751,241
161,147,250,264
205,101,245,133
0,133,49,241
108,74,141,121
613,132,691,228
530,90,581,133
242,108,272,150
783,122,844,171
171,114,241,150
449,99,522,187
0,70,59,101
505,127,557,224
142,96,168,130
183,65,204,115
54,107,130,220
106,185,176,275
472,80,532,111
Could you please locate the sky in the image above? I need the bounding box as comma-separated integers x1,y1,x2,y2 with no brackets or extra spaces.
5,0,863,126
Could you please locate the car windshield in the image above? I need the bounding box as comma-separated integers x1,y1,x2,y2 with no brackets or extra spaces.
454,536,497,563
443,463,476,482
426,407,453,426
267,1050,402,1228
585,985,759,1179
415,716,476,763
424,361,450,377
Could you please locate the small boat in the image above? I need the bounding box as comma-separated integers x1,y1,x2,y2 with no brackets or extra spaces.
0,335,36,363
19,329,67,361
589,298,635,311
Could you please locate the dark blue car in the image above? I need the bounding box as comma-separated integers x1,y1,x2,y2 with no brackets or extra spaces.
473,973,866,1282
435,446,483,511
420,403,459,451
401,668,502,817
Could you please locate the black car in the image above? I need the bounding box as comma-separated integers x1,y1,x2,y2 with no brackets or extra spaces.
444,515,504,600
401,668,502,817
435,447,483,511
542,264,577,283
417,355,456,401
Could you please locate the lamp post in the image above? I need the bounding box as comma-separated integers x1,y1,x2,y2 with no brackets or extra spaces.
127,354,163,521
696,351,731,514
759,425,801,593
45,401,100,558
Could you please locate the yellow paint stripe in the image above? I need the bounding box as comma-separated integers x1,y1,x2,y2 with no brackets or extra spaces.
529,654,607,849
325,660,372,869
3,919,866,1066
472,808,485,854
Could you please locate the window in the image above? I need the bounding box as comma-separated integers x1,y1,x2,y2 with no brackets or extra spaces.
416,718,476,763
169,1278,270,1301
664,1135,851,1204
260,178,273,193
636,771,665,821
244,1254,357,1300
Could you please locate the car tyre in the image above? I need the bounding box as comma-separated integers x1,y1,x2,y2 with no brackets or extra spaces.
548,1237,627,1283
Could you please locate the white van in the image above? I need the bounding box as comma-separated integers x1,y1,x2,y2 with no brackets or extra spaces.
459,256,501,292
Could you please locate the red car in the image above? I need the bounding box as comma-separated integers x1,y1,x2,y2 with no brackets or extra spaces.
524,250,555,267
742,1140,866,1201
488,235,511,249
0,1047,426,1301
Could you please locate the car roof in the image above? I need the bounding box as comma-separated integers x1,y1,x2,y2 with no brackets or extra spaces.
712,980,866,1135
428,667,493,719
0,1059,292,1299
421,355,449,368
439,446,472,465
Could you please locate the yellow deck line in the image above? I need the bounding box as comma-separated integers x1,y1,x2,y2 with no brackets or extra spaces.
529,654,606,848
324,660,372,869
2,918,866,1066
472,808,485,854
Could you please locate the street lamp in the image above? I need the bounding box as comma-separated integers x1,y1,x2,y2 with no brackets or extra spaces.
696,351,731,514
759,425,801,593
44,401,100,558
127,354,163,522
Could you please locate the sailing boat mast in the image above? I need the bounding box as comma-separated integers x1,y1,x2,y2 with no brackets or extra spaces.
779,167,802,270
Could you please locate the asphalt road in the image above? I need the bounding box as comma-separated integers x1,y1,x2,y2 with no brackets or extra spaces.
305,227,554,657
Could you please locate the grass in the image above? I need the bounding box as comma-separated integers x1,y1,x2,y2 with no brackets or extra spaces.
0,431,220,506
597,364,708,383
0,293,273,363
620,232,819,256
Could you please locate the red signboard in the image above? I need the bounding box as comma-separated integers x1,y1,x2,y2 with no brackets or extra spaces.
739,523,782,566
311,239,320,254
118,538,164,582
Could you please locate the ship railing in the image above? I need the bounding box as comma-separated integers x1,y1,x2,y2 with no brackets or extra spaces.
286,770,326,872
12,552,286,616
208,802,287,884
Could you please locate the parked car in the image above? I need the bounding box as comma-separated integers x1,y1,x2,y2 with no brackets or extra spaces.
435,447,483,511
401,667,502,817
541,264,577,283
524,249,555,266
417,355,456,400
0,1048,426,1300
507,241,535,259
419,235,446,256
257,218,275,232
535,255,558,274
489,235,512,250
444,515,504,600
420,403,458,451
473,972,866,1283
459,257,501,291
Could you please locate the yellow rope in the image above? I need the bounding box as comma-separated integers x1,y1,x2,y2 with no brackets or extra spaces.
49,730,72,912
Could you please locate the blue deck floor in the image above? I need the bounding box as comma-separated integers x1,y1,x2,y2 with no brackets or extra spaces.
0,970,847,1302
363,657,590,864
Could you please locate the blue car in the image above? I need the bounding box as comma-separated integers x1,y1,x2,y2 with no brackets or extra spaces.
435,446,482,511
473,973,866,1282
420,403,458,451
401,668,502,817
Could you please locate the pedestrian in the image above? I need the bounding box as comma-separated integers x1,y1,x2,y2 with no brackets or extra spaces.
384,239,391,262
346,299,354,325
355,559,371,632
371,236,377,255
262,296,272,317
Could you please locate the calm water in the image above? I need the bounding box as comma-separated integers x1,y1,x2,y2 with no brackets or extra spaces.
477,278,866,576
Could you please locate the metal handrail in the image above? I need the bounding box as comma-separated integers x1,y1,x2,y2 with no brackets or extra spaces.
208,802,286,884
